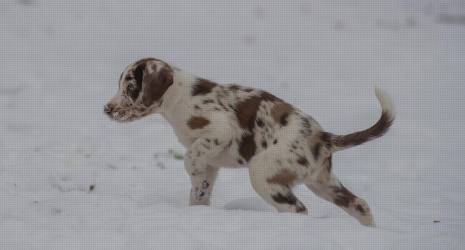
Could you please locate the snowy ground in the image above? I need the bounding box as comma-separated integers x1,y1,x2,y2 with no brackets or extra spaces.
1,0,464,249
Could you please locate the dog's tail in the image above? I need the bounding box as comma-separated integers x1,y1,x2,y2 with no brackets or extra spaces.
322,87,395,152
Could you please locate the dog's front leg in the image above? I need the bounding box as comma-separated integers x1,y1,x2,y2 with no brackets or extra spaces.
184,136,229,205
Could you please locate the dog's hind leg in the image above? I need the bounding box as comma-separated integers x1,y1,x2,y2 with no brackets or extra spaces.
248,152,308,215
305,170,375,226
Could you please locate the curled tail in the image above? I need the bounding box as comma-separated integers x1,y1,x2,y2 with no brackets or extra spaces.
324,87,396,152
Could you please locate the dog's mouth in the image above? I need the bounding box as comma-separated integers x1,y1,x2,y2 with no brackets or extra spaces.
104,103,155,123
106,109,139,123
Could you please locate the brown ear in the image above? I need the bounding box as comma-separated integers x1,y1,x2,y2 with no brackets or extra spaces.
142,66,173,107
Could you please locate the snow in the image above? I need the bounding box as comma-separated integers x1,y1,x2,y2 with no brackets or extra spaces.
1,0,464,249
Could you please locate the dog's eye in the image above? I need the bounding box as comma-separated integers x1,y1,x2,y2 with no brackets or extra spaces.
125,75,134,81
127,84,135,92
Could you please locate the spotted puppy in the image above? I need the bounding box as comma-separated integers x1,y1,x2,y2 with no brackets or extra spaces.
104,58,395,226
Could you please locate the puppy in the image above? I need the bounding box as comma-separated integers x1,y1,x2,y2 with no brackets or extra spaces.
105,58,395,226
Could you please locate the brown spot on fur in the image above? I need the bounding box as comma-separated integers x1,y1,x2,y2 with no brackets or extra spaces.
301,116,312,131
267,169,297,186
271,102,293,126
326,156,332,172
297,157,309,167
260,91,282,102
332,185,356,207
271,192,298,205
309,132,333,161
128,63,146,100
133,63,145,84
235,95,262,130
142,65,173,107
311,143,322,160
218,102,228,111
238,133,256,162
235,91,283,130
319,131,332,144
187,116,210,129
192,78,217,96
356,204,367,215
202,99,215,104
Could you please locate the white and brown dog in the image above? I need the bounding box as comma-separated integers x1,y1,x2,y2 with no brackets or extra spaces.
104,58,395,226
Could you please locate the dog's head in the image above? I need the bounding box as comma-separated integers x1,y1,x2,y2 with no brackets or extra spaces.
104,58,173,122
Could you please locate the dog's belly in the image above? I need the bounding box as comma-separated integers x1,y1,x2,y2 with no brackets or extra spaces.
209,150,245,168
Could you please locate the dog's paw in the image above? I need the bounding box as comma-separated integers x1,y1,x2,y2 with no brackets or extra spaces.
189,188,211,206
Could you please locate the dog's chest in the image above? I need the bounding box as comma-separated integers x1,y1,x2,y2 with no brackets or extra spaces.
162,113,196,147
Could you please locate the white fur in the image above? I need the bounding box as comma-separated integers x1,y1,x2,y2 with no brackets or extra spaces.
375,86,396,119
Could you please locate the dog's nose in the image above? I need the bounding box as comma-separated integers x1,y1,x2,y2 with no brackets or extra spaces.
104,104,113,114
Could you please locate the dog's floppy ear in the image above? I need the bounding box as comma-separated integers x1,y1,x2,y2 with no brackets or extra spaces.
142,64,173,107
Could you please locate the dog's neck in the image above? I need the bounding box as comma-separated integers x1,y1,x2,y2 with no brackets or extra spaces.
159,68,199,122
